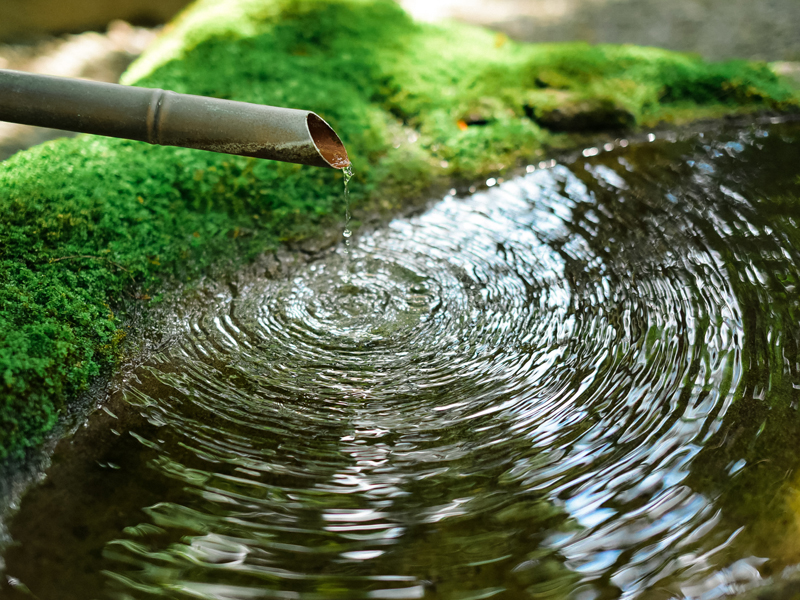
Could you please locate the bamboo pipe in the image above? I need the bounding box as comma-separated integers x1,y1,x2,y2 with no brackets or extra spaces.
0,69,350,169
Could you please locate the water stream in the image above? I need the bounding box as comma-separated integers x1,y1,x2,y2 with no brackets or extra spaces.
342,165,354,252
2,119,800,600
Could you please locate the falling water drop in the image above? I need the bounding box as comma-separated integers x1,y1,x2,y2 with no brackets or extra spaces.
342,165,353,253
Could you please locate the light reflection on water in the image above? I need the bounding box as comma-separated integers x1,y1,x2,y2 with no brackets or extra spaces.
3,120,800,600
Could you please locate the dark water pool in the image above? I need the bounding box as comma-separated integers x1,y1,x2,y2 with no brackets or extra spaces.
3,120,800,600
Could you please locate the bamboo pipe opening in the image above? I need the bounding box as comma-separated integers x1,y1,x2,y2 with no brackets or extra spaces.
307,113,350,168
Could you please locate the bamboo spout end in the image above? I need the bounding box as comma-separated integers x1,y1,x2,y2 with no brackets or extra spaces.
307,113,350,169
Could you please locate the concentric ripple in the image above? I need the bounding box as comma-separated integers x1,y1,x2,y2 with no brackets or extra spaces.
4,120,800,600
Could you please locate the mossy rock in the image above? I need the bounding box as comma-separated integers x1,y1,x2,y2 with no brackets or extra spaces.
1,0,798,462
526,92,636,131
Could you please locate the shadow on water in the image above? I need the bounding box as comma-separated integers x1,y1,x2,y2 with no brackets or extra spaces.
2,119,800,600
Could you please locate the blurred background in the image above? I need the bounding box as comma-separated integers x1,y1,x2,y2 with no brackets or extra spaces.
3,0,799,60
401,0,800,62
1,0,799,159
0,0,187,41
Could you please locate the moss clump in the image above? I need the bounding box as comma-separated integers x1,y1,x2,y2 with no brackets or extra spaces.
0,0,798,461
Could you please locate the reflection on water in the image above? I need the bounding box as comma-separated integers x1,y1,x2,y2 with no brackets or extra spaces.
3,120,800,600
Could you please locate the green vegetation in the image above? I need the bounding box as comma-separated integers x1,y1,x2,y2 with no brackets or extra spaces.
1,0,798,461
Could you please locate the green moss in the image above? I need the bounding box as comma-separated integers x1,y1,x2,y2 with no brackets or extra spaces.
1,0,798,461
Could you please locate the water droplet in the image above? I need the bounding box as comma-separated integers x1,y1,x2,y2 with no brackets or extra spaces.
342,165,354,248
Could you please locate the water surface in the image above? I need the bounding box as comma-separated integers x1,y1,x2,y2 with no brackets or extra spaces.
3,119,800,600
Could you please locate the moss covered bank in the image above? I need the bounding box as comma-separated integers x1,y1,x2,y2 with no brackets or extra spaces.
1,0,798,462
